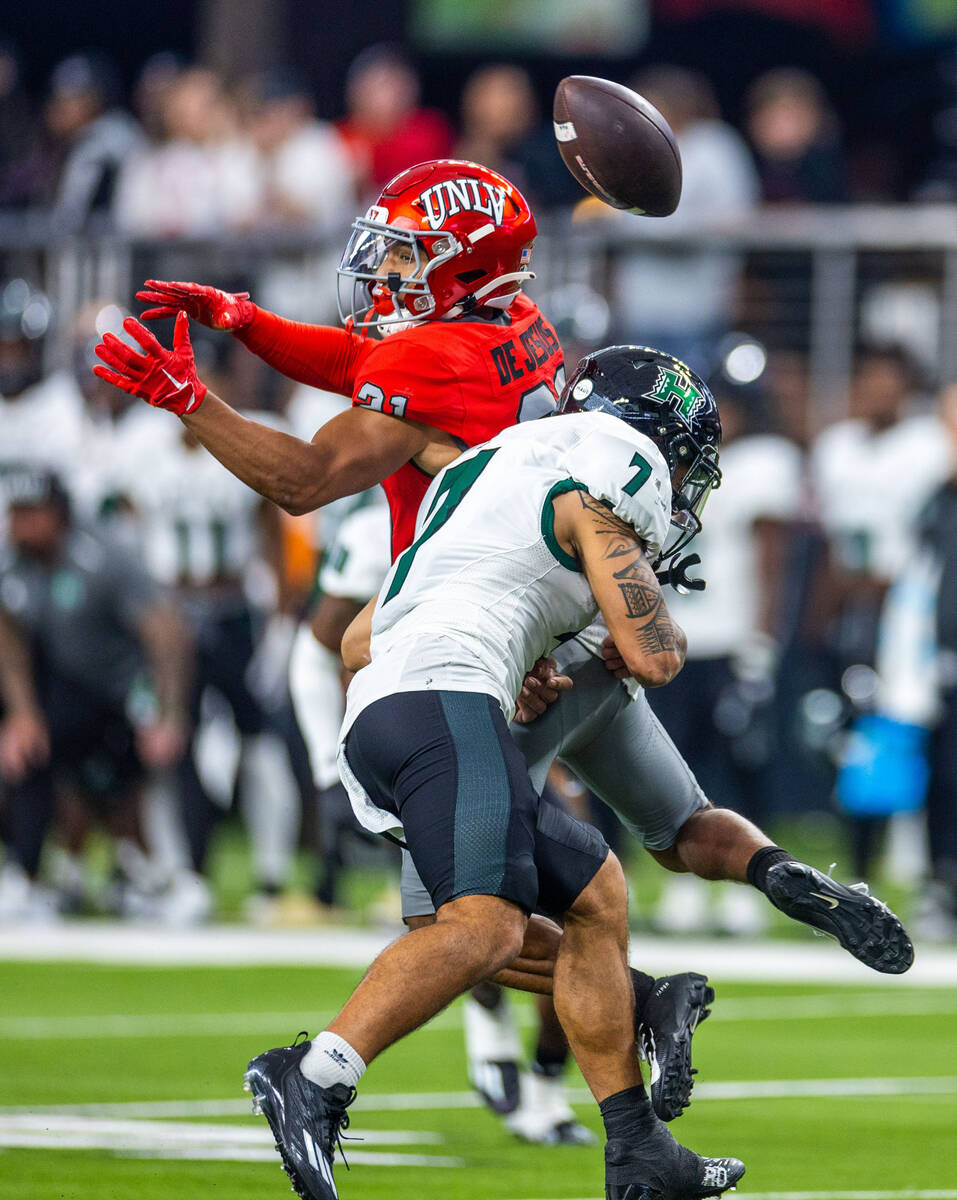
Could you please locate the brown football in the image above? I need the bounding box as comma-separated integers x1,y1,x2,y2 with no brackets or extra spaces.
553,75,682,216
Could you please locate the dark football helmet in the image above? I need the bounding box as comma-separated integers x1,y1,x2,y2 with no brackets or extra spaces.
558,345,722,566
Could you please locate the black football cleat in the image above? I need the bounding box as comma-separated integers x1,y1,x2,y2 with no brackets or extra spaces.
637,972,714,1122
605,1118,745,1200
765,860,914,974
244,1035,356,1200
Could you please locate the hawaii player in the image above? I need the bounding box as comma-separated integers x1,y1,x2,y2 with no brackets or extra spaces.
242,374,748,1200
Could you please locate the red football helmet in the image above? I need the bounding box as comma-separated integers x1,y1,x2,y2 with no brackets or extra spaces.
337,159,537,331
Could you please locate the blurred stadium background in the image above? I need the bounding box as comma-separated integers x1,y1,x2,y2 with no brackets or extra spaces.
2,1,957,1197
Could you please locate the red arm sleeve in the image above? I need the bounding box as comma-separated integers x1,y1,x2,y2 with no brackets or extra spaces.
234,308,365,396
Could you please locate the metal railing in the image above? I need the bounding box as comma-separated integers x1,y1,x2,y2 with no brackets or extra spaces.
2,204,956,420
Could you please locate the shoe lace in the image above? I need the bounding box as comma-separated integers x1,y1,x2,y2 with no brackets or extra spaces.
827,862,887,906
290,1032,362,1170
324,1085,360,1171
801,865,871,941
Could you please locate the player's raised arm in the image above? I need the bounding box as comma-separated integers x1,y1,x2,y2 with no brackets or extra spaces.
93,313,430,514
137,280,365,393
554,488,686,688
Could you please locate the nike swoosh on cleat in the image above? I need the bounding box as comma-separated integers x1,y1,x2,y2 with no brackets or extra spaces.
809,892,840,909
161,367,189,390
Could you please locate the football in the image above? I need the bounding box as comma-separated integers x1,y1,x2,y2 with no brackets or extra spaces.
553,75,682,216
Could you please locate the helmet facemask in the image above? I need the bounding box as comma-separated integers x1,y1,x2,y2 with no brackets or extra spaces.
659,439,721,565
338,216,460,332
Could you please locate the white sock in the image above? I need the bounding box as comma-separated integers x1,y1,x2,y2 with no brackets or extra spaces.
300,1032,366,1089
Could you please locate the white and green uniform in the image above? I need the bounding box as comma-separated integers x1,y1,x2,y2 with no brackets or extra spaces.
338,411,671,834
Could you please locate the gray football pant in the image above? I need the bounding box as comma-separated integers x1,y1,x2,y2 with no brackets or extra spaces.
400,640,708,918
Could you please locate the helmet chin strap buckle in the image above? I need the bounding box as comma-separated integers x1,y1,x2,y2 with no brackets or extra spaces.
656,552,706,594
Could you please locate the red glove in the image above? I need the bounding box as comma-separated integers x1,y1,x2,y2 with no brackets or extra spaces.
136,279,255,332
93,312,208,416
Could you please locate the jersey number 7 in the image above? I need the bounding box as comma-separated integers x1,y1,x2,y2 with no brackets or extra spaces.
384,449,498,603
623,451,652,496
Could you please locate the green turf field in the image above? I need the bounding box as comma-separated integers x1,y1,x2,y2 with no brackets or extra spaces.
2,959,956,1200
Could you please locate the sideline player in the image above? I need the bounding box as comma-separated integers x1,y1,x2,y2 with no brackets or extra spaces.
288,492,393,911
244,373,748,1200
95,160,717,1120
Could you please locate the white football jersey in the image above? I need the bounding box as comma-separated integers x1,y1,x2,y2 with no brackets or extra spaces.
318,495,391,604
111,415,284,587
339,411,671,833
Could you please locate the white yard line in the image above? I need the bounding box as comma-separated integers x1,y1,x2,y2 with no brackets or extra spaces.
0,1114,441,1144
3,988,957,1041
0,1114,461,1167
2,1075,955,1121
0,1009,353,1040
2,922,957,985
115,1149,463,1167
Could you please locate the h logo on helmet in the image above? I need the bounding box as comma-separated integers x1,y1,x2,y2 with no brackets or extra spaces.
642,367,705,419
418,179,508,231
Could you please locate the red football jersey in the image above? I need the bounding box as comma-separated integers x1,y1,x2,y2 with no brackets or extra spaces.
236,293,564,558
352,294,564,556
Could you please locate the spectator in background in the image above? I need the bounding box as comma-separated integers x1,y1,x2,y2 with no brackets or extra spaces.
132,52,185,144
745,68,847,205
336,44,454,200
455,64,538,189
646,369,804,935
245,67,356,230
44,52,143,231
455,63,583,211
0,39,50,209
115,67,260,237
810,343,952,878
0,468,189,922
916,48,957,202
583,66,758,371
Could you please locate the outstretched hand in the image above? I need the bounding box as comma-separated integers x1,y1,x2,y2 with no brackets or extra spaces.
93,311,208,416
136,279,255,331
513,656,573,724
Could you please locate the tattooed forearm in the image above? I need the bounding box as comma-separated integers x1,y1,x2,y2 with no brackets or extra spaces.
636,615,681,655
620,561,683,659
573,488,685,673
618,579,660,619
602,522,683,660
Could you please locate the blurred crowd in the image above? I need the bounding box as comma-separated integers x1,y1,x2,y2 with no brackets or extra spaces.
1,39,956,233
1,43,957,941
